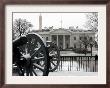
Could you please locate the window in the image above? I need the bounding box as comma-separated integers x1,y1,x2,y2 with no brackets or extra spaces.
46,37,48,41
90,37,93,41
52,35,57,42
74,44,76,48
79,37,82,40
74,37,76,40
66,44,69,49
80,44,82,48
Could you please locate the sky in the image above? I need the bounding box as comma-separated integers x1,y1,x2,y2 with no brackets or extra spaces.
13,13,87,30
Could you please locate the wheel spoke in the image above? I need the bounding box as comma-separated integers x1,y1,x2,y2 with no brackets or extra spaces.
32,56,44,61
13,34,49,76
47,42,60,72
16,64,24,76
51,61,57,66
31,46,43,58
32,69,37,76
49,49,56,53
33,63,44,72
51,58,58,61
49,65,53,70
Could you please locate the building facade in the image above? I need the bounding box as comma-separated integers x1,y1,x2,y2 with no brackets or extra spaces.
31,14,97,50
31,28,96,50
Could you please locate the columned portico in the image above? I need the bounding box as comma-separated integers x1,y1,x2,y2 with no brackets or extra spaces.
51,34,70,50
37,28,96,50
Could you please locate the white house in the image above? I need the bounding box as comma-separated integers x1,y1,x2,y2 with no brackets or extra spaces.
31,28,96,50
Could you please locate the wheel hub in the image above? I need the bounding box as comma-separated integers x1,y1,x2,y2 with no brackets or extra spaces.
21,53,32,66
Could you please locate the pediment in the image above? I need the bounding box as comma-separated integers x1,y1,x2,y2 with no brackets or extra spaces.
50,29,72,34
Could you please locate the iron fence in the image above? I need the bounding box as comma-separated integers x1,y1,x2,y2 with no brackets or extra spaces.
57,56,98,72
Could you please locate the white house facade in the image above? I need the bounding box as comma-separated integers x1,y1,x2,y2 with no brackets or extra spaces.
31,28,96,50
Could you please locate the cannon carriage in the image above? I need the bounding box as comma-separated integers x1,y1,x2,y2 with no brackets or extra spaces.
13,33,60,76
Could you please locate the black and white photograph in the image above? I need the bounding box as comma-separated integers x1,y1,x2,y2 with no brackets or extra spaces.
12,12,98,76
5,5,106,84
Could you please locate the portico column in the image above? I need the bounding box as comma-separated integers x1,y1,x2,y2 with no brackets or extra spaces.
63,35,65,49
70,35,72,47
57,35,58,47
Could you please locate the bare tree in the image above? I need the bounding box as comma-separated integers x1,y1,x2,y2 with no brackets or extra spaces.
89,37,95,56
79,34,95,56
84,13,98,31
84,13,98,55
79,34,90,55
13,18,33,40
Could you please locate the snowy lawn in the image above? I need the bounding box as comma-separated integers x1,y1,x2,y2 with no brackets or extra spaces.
60,50,98,56
49,71,98,76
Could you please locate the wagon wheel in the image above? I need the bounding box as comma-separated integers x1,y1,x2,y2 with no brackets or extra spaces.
15,34,49,76
47,42,60,72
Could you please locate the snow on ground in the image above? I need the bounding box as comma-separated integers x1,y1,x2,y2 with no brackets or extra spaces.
60,50,98,56
49,71,98,76
13,51,98,76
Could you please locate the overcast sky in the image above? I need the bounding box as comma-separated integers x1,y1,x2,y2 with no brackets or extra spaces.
13,13,87,30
